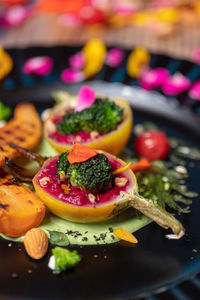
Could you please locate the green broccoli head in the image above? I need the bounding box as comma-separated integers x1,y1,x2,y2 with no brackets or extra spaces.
56,152,114,194
56,152,70,178
56,98,123,135
51,247,81,274
56,110,81,135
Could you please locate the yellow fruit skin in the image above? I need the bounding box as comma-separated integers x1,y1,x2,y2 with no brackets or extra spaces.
33,184,118,223
44,97,133,156
33,153,137,223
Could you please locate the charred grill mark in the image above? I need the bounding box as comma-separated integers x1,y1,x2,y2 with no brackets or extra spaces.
0,204,9,210
15,137,25,142
19,129,33,136
8,177,22,183
8,143,44,163
4,177,22,186
0,145,5,151
3,130,11,135
1,125,32,138
25,122,36,129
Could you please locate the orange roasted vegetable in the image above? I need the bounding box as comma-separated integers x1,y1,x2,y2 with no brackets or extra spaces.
0,170,45,238
0,103,42,167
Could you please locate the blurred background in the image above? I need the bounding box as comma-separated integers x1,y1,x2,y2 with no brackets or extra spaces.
0,0,200,60
1,0,200,105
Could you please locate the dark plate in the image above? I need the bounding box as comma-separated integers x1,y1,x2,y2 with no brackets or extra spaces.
0,47,200,300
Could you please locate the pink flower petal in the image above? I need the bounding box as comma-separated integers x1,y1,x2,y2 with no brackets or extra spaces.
22,56,53,76
75,85,96,112
193,48,200,65
189,80,200,101
0,6,31,27
139,67,169,90
162,73,191,95
69,52,85,70
61,68,85,83
105,48,124,67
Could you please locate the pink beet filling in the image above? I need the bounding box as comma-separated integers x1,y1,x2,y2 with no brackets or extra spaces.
50,130,100,144
36,156,130,207
50,115,103,144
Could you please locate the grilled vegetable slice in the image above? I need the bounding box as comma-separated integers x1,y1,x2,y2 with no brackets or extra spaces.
0,103,42,167
0,170,45,237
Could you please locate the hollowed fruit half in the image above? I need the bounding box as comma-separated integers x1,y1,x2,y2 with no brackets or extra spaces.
44,95,133,156
33,151,137,223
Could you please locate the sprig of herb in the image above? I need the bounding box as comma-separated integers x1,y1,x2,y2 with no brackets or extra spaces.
136,161,194,215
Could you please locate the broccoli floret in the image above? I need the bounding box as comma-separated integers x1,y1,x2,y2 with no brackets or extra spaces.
56,152,70,178
50,247,81,274
56,152,114,193
56,98,123,135
56,110,81,135
0,102,11,121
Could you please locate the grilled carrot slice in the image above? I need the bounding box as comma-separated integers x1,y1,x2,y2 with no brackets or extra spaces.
0,170,45,237
0,103,42,167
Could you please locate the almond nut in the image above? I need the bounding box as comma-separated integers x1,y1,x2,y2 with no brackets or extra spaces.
24,228,48,259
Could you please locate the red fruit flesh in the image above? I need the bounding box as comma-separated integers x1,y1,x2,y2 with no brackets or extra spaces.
135,130,170,161
33,154,133,208
50,115,104,144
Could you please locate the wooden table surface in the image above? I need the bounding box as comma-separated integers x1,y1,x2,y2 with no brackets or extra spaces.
0,13,200,61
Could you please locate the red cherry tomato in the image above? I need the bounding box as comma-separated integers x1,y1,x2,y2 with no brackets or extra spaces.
135,130,170,161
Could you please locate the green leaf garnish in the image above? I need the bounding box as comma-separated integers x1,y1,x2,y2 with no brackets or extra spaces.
49,231,70,246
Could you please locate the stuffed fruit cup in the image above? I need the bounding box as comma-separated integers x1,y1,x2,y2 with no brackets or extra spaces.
33,144,185,239
44,86,133,156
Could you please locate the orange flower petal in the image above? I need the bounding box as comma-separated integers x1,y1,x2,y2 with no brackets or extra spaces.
130,158,152,172
114,228,138,244
68,143,98,164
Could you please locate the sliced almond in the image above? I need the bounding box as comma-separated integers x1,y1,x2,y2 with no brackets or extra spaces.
115,177,128,187
90,131,99,139
88,193,96,203
76,136,82,142
39,176,51,187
